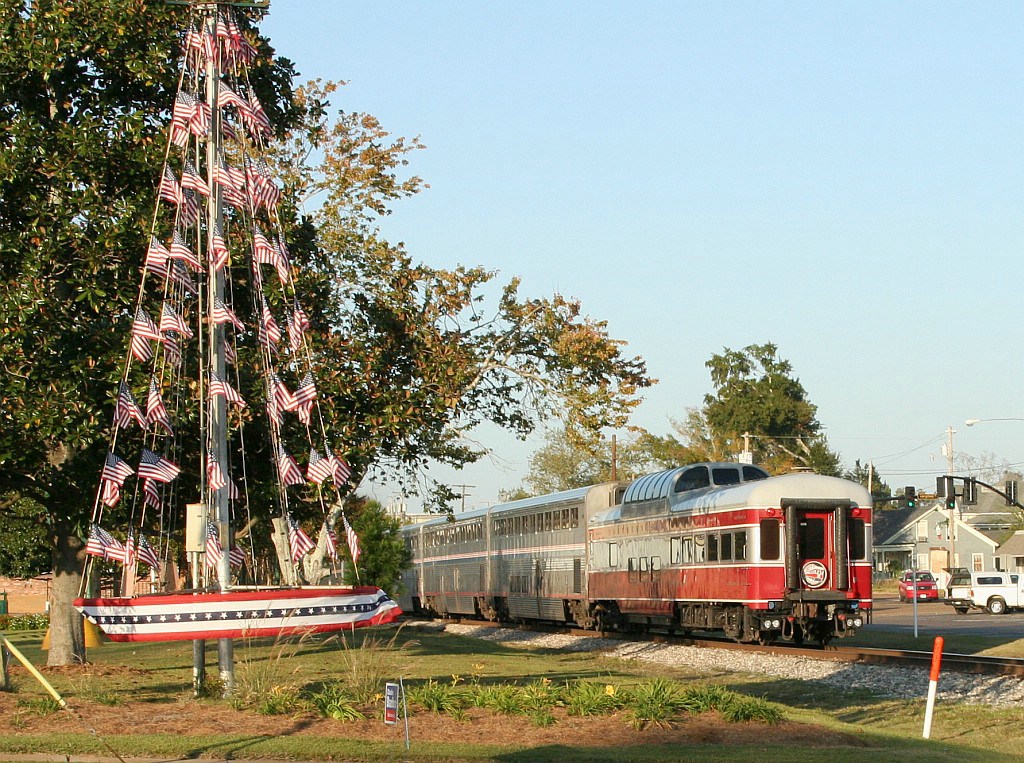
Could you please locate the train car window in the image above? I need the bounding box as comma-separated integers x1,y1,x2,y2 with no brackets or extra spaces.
711,467,741,486
670,537,681,565
734,531,747,561
639,556,648,577
693,534,706,562
570,507,579,528
609,543,619,568
545,512,554,532
798,518,826,559
849,518,866,560
720,532,733,561
651,556,662,572
708,533,719,562
682,536,694,564
742,466,770,481
628,558,638,583
760,520,780,560
674,466,710,493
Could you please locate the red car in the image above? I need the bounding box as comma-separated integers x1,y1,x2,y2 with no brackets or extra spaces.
899,571,939,602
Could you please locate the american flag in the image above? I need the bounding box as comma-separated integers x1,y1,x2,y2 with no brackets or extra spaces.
159,302,193,338
142,477,161,509
206,449,227,491
291,301,310,333
325,446,353,485
146,237,170,270
114,381,145,429
286,316,304,353
138,449,181,483
169,229,200,271
191,99,211,137
137,534,161,572
213,154,246,191
85,524,127,563
252,229,289,284
277,446,306,486
180,160,210,197
293,373,317,405
210,372,247,408
163,331,181,367
158,165,182,205
130,308,160,362
124,531,137,567
224,339,237,365
100,479,122,508
258,297,281,350
210,223,229,272
287,515,316,561
306,448,333,485
170,92,195,146
102,452,135,487
146,378,173,435
168,260,198,296
179,187,200,227
245,156,280,210
213,298,245,331
271,374,296,412
204,521,222,568
324,522,339,561
342,512,361,567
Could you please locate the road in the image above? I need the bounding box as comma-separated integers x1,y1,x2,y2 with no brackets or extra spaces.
869,593,1024,639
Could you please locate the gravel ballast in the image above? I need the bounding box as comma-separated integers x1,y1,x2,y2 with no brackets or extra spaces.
441,623,1024,708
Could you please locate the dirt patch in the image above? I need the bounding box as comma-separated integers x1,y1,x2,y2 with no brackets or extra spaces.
0,667,868,751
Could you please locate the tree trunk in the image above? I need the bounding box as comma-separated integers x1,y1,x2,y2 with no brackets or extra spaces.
47,529,85,666
270,517,299,586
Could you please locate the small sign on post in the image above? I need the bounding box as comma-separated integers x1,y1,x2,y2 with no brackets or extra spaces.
384,681,399,725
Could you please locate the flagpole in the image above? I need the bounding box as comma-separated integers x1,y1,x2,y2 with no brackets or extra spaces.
203,3,233,695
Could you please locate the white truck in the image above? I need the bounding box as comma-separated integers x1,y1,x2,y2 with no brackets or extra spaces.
946,569,1024,614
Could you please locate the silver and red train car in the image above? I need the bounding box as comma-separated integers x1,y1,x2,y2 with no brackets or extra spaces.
398,463,872,644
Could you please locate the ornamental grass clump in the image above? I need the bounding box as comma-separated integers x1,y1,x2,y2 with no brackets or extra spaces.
624,678,687,730
679,683,784,724
562,680,624,717
406,678,464,714
304,682,366,721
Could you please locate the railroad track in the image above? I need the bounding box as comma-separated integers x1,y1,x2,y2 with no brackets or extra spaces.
434,617,1024,678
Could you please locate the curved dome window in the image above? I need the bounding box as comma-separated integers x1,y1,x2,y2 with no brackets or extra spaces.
674,466,710,493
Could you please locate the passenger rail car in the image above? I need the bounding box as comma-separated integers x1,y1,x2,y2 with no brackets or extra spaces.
399,463,872,644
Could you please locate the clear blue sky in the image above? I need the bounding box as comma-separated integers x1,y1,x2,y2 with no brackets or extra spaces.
262,2,1024,509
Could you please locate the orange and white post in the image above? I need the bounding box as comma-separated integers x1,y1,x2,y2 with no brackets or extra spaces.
922,636,944,739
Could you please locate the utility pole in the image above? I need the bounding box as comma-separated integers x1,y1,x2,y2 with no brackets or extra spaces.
945,426,957,568
452,484,475,512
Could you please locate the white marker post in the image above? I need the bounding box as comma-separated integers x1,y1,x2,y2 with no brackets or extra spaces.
922,636,944,739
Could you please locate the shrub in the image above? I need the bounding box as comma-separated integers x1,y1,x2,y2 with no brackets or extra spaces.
0,614,49,631
406,679,464,714
624,678,686,730
563,681,623,717
304,683,366,721
334,626,413,705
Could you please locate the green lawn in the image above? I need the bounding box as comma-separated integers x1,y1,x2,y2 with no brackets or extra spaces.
1,624,1022,762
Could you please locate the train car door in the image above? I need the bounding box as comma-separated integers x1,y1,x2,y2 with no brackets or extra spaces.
783,501,845,593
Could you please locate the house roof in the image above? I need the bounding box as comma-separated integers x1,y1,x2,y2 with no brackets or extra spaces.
996,531,1024,556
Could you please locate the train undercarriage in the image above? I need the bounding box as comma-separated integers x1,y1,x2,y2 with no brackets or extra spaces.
418,594,866,646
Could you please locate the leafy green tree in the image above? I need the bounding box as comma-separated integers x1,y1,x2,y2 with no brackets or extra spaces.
0,495,50,577
0,0,301,665
640,344,841,476
844,460,892,502
522,428,653,494
339,496,410,592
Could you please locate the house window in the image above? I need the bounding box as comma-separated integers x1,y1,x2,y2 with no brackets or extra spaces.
916,519,928,542
972,553,984,572
1015,556,1024,570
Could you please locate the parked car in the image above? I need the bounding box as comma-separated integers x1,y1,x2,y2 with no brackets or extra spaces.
943,571,1024,614
943,567,972,613
898,571,939,602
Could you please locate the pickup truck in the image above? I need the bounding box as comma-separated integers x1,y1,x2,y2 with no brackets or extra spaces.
945,569,1024,614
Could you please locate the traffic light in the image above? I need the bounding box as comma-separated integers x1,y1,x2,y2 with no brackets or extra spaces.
963,478,978,506
904,486,916,509
945,476,956,511
1006,480,1018,507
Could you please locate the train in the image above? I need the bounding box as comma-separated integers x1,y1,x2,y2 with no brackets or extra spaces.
397,463,873,644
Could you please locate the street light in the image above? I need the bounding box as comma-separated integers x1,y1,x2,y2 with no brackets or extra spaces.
965,418,1024,426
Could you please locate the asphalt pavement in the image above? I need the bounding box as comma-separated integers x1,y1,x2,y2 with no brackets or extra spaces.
869,592,1024,639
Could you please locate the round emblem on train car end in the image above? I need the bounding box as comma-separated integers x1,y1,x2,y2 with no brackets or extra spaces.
800,561,829,589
